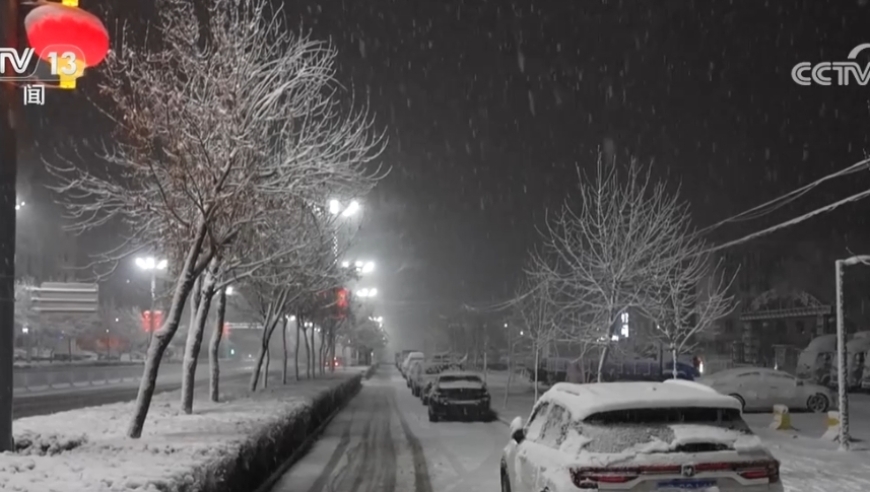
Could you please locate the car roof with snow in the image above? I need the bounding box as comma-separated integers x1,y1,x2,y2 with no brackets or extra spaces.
540,381,742,421
704,366,793,380
437,370,481,379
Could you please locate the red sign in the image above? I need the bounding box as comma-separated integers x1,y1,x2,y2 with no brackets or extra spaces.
141,310,164,332
336,288,349,310
222,322,231,338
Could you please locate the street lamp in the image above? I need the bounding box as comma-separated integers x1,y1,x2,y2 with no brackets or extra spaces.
14,201,24,211
833,254,870,451
357,288,377,298
136,256,168,346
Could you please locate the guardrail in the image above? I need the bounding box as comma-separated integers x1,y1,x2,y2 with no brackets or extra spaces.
13,364,152,392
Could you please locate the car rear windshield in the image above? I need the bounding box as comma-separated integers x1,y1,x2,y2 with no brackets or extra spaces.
439,375,481,383
571,407,750,454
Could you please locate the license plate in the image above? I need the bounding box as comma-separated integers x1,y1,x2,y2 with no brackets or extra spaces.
656,479,717,490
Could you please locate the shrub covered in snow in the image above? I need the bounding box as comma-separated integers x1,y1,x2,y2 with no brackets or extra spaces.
0,370,367,492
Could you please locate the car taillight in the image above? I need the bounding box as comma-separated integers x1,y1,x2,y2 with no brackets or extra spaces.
735,460,780,483
571,465,679,488
693,460,780,483
571,460,780,488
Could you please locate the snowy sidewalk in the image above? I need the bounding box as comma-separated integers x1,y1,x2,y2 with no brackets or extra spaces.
484,370,870,491
0,366,370,492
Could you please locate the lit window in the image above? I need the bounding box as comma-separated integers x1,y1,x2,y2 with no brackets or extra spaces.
619,311,630,338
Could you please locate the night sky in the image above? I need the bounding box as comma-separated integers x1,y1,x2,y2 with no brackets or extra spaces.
19,0,870,347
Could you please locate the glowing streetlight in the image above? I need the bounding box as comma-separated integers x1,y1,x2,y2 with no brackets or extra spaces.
226,286,234,296
329,199,361,217
357,288,378,298
341,261,350,268
135,256,168,347
14,201,24,211
342,200,360,217
361,261,375,273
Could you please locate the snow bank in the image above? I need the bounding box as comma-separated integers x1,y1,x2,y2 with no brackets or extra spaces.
0,368,369,492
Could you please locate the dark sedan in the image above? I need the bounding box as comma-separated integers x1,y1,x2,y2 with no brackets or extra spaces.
427,371,491,422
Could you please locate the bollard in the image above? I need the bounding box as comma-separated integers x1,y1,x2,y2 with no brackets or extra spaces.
769,404,793,430
822,411,841,441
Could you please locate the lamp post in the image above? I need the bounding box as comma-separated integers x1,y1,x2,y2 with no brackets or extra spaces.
136,257,168,346
0,0,20,452
834,255,870,451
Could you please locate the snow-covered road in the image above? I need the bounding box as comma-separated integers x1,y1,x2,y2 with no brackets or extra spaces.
269,366,506,492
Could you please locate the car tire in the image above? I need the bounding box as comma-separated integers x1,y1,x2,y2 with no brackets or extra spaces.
729,393,746,410
422,396,428,406
807,393,829,413
428,408,438,422
500,466,511,492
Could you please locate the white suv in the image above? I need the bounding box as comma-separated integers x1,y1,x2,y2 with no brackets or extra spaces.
501,381,783,492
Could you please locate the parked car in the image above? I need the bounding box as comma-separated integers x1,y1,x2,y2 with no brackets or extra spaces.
697,366,833,413
412,361,462,398
501,380,783,492
405,359,424,388
428,371,491,422
401,351,424,378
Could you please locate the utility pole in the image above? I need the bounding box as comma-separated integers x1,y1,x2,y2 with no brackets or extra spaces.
0,0,18,452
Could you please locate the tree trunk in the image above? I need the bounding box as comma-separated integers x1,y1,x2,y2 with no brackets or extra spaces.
533,341,540,401
303,326,311,378
181,261,217,414
127,224,211,438
504,328,513,408
282,315,288,384
208,287,227,402
250,300,285,391
264,345,270,388
319,328,326,375
309,323,316,377
596,344,610,383
294,314,301,381
671,346,678,379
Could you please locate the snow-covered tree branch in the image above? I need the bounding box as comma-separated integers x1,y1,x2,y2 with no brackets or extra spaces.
532,156,700,381
45,0,385,438
648,252,736,378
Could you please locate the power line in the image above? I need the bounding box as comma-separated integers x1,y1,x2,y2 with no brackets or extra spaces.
705,186,870,254
699,157,870,235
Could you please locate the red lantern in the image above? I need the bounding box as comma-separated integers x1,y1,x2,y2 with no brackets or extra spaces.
24,3,109,88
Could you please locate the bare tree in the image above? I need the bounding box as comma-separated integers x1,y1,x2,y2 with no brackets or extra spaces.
512,276,561,400
48,0,383,437
648,252,736,378
536,157,695,381
207,286,227,402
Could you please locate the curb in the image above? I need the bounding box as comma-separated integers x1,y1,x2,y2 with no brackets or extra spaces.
252,375,364,492
491,409,512,427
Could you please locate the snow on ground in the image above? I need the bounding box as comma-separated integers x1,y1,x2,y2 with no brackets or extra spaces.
484,369,870,492
0,367,368,492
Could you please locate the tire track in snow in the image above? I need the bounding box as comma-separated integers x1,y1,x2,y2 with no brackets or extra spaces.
392,394,434,492
306,406,355,492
